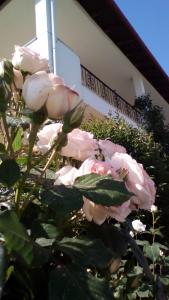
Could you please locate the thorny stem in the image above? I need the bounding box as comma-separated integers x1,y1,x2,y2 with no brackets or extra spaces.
15,130,67,214
15,123,40,212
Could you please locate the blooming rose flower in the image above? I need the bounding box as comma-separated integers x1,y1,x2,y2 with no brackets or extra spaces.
55,165,79,186
111,153,156,210
37,123,62,154
12,45,48,74
22,71,63,112
99,139,126,159
54,158,132,224
132,219,146,232
61,129,99,161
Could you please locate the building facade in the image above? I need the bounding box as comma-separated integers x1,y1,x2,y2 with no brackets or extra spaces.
0,0,169,126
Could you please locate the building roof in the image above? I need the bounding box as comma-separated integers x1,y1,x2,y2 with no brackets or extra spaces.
76,0,169,103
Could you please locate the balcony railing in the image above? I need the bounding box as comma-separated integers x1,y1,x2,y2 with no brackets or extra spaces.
81,65,142,125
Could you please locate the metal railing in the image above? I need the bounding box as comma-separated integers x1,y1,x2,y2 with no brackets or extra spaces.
81,65,142,125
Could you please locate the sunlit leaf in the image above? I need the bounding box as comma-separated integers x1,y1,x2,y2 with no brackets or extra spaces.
0,210,33,265
74,174,132,206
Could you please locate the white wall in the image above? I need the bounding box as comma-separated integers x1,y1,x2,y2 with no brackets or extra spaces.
56,40,82,96
0,0,36,59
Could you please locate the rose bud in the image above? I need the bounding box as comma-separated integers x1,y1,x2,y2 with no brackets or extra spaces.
12,45,49,74
22,71,63,112
46,85,80,119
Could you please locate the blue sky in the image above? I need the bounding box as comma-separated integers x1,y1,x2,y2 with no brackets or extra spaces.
114,0,169,75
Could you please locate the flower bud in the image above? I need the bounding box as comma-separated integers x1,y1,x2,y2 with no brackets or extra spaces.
62,102,85,133
46,85,81,120
0,59,14,84
150,204,158,213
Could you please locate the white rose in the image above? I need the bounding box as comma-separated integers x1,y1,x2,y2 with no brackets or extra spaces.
22,71,63,112
150,205,158,213
132,219,146,232
12,45,49,74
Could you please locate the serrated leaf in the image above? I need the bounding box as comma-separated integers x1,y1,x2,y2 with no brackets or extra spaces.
39,185,83,215
0,159,20,187
12,128,23,152
144,243,160,263
48,265,113,300
0,210,33,265
57,237,112,268
0,244,5,299
74,174,132,206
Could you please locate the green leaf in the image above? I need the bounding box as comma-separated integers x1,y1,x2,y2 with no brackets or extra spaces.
0,244,5,299
144,243,160,263
91,224,128,258
35,238,55,247
48,265,113,300
6,115,30,129
0,210,33,265
57,237,112,268
39,185,83,215
0,159,20,187
0,79,10,112
12,128,23,152
16,156,28,166
0,143,6,161
74,174,132,206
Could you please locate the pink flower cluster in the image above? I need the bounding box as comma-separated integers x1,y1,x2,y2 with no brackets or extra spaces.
37,123,156,225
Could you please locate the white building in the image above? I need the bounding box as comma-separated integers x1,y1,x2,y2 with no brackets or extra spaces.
0,0,169,126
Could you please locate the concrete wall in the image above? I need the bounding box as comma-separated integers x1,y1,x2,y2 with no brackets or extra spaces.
0,0,36,59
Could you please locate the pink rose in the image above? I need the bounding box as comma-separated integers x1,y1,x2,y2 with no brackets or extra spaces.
111,153,156,210
12,45,48,74
78,159,130,223
46,85,80,119
83,198,108,225
22,71,80,119
55,166,79,186
99,139,126,159
22,71,63,112
61,129,99,161
37,123,62,154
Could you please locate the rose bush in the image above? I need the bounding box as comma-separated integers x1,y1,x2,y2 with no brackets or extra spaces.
0,45,167,300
